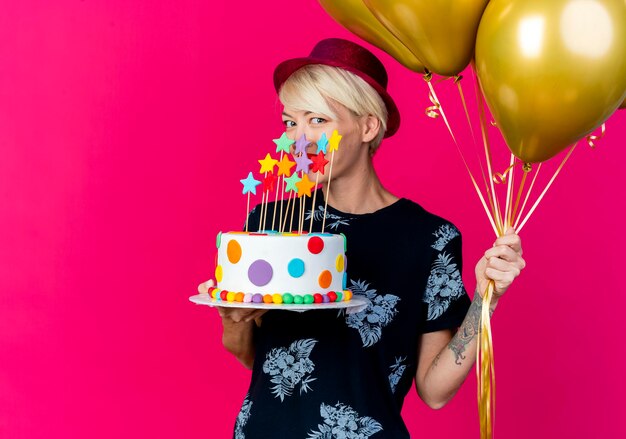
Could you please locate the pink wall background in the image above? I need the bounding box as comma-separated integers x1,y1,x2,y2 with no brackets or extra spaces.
1,1,624,437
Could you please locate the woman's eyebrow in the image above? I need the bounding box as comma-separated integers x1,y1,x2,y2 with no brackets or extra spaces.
282,111,314,117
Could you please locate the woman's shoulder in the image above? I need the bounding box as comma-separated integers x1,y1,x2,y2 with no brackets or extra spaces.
391,198,461,236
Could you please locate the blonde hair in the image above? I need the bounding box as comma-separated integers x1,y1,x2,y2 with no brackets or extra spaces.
278,64,388,154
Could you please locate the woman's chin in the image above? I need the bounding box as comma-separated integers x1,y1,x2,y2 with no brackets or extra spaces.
307,171,327,186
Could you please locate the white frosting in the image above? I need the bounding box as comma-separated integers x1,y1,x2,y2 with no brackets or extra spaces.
216,232,346,295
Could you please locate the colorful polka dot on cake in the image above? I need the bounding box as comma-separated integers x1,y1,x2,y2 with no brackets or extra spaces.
288,258,305,278
318,270,332,289
248,259,273,286
307,236,324,254
336,254,344,272
227,239,242,263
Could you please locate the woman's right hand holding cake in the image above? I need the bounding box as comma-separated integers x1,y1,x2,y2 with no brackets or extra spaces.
199,280,264,369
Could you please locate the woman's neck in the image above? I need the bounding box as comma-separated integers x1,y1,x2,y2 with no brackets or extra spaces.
321,155,398,214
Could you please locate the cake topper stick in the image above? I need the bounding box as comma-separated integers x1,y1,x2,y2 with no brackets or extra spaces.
322,130,342,232
261,172,279,231
271,153,282,231
259,189,266,232
273,133,295,232
309,175,320,233
246,194,251,232
301,190,306,234
308,134,329,232
258,153,278,231
275,154,296,231
298,186,305,234
240,171,261,232
283,172,301,233
296,173,315,234
281,191,292,233
293,134,312,234
290,192,297,232
278,176,285,231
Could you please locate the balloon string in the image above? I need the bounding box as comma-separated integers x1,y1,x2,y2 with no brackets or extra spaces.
513,163,542,231
424,75,458,145
423,73,498,235
477,280,496,439
468,69,498,228
586,123,606,148
476,79,504,235
455,75,478,145
504,154,515,229
516,143,577,233
474,73,502,439
511,164,531,227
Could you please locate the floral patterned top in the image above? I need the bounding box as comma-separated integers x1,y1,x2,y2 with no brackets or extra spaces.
235,193,471,438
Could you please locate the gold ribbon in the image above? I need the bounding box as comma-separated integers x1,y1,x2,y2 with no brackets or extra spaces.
424,72,442,119
425,72,499,236
516,143,577,233
513,163,541,231
478,281,496,439
455,75,478,146
492,162,517,184
586,123,606,148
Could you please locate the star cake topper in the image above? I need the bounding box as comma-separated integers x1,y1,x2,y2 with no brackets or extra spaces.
258,153,278,174
273,132,294,154
240,171,261,195
310,152,329,174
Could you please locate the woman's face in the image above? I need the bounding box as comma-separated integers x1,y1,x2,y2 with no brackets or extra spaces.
281,101,374,184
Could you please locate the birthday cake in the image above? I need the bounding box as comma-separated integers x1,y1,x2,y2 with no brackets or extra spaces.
209,231,352,305
203,130,354,306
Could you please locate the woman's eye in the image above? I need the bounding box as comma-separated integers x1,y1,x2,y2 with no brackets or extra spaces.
310,117,326,124
283,120,296,128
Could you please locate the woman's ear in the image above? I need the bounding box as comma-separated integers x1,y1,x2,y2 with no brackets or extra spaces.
361,115,381,143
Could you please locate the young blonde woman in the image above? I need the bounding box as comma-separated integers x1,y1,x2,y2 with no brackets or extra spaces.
204,38,525,438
